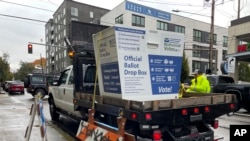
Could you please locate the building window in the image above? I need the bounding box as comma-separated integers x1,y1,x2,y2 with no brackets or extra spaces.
71,7,78,17
175,25,185,33
132,14,145,27
192,45,201,57
207,34,217,45
157,20,168,31
193,29,202,42
192,61,201,72
115,14,123,24
223,36,228,47
90,11,94,18
63,8,65,15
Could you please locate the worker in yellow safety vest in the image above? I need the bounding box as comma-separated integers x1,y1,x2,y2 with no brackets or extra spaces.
185,70,211,93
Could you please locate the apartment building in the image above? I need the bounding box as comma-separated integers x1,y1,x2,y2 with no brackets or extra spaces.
100,1,229,75
45,0,109,73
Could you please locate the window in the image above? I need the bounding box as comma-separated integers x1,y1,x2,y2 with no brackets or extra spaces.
193,29,201,42
223,36,228,47
175,25,185,33
63,8,66,15
68,70,74,84
71,7,78,16
207,34,217,45
192,45,201,57
157,20,168,31
90,11,94,18
192,61,201,72
59,69,70,85
84,66,96,83
115,14,123,24
132,14,145,27
63,18,66,25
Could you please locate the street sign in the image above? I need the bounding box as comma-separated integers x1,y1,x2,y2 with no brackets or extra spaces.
227,57,235,73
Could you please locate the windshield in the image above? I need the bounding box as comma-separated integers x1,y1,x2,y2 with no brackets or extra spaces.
30,76,45,83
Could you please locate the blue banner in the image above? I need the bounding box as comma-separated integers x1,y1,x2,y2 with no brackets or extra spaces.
126,1,171,21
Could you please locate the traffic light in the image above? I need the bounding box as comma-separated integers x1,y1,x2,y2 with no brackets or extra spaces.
28,44,33,54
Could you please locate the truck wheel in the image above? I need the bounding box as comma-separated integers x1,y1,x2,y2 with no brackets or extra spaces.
35,89,46,99
49,98,60,121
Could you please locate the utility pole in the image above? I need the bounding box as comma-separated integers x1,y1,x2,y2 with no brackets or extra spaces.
238,0,240,19
209,0,215,73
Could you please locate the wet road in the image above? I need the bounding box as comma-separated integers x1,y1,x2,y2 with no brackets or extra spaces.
0,91,77,141
3,91,250,141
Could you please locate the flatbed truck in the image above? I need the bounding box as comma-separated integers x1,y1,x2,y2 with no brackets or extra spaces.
48,51,236,141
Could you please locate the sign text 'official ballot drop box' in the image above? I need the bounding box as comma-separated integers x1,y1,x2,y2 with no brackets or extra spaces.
93,26,184,101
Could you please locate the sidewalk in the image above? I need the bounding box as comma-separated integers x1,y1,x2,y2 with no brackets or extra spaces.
0,93,75,141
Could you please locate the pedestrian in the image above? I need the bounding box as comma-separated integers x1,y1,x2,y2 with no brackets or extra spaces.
185,70,211,93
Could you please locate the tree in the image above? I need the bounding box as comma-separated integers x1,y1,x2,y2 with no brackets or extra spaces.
14,61,35,81
238,62,250,81
180,52,190,83
0,52,12,82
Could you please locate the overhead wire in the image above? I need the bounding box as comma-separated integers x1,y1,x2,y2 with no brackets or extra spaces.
0,13,66,26
0,0,55,12
0,0,243,51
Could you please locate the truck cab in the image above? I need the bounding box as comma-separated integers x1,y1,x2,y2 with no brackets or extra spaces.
48,51,97,121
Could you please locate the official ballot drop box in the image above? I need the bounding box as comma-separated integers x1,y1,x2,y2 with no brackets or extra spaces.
93,26,184,101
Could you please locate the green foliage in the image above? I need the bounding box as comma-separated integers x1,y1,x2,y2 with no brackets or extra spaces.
180,52,190,83
0,53,13,82
238,62,250,81
14,61,35,81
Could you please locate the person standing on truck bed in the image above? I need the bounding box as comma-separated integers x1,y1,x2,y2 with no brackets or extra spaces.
185,70,211,93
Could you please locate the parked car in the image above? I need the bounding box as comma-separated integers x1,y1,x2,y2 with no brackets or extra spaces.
8,81,24,94
24,73,60,98
3,81,15,92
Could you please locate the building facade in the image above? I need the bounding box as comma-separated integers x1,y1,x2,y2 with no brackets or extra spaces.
100,1,229,75
226,15,250,81
45,0,109,73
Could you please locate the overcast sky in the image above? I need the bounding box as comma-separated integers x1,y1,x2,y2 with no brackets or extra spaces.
0,0,249,72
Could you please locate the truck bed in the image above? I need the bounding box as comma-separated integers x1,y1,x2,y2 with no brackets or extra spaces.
74,92,236,112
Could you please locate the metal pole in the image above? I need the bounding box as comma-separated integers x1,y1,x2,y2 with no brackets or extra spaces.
209,0,215,72
238,0,240,19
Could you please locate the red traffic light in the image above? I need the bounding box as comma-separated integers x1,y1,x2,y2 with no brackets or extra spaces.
28,44,32,48
28,44,33,54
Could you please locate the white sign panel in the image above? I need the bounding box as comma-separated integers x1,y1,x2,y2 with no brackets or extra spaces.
227,57,235,73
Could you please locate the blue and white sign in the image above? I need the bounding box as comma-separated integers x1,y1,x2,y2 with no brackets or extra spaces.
126,1,171,21
149,55,182,95
93,26,184,101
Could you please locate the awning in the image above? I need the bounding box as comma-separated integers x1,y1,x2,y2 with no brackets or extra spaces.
226,51,250,62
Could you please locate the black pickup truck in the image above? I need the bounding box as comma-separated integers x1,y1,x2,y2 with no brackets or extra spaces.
185,75,250,112
207,75,250,112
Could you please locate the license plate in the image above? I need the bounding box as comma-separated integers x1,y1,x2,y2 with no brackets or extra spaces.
190,114,202,122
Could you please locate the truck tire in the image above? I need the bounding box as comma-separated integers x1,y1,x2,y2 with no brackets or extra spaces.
34,89,46,99
49,98,60,121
